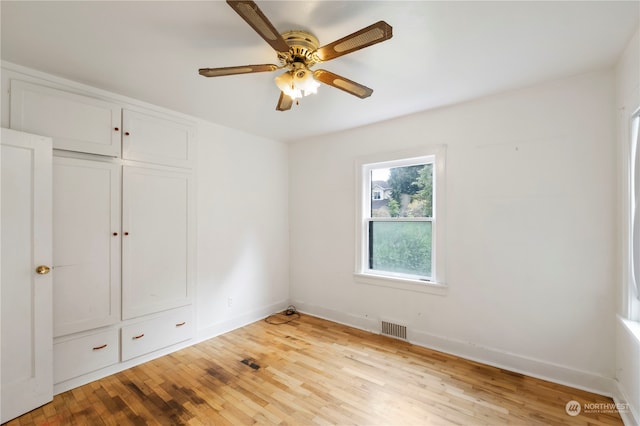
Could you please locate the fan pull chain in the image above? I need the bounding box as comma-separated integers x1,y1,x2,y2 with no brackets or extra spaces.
292,80,299,105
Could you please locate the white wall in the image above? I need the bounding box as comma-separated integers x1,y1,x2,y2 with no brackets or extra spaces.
195,121,290,338
615,27,640,425
290,69,617,394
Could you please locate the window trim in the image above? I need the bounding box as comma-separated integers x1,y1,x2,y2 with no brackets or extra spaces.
629,107,640,320
354,146,447,295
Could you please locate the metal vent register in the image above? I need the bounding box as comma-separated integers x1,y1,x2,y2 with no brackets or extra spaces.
381,320,407,340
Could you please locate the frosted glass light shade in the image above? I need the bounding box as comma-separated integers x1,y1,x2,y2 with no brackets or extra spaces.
275,68,320,100
294,69,320,95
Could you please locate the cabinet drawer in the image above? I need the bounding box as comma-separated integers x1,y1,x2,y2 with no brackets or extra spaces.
10,80,121,157
121,306,194,361
54,329,119,384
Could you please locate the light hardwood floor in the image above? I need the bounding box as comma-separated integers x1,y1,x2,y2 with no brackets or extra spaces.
5,313,623,425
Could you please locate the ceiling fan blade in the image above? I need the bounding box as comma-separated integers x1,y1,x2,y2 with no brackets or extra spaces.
313,69,373,99
315,21,392,62
276,92,293,111
226,0,291,53
198,64,278,77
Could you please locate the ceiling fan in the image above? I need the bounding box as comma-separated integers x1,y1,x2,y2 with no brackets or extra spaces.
199,0,393,111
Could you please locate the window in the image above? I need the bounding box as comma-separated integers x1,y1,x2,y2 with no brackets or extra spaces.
355,147,446,293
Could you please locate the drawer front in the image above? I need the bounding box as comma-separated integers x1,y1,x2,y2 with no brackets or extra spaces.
121,306,194,361
54,329,119,384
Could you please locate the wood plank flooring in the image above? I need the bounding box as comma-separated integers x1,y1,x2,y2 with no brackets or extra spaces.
5,313,624,425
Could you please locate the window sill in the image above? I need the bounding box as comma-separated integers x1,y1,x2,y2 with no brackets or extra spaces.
353,272,448,296
619,315,640,343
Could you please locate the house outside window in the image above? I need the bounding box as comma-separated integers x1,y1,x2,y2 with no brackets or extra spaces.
355,146,446,294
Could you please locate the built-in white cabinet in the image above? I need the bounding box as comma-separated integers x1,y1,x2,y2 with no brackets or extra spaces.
52,157,121,337
7,78,197,393
122,165,194,319
9,80,196,167
51,160,195,384
122,109,195,168
10,80,121,157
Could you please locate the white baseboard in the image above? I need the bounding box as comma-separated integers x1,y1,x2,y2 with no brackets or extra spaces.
409,328,615,397
195,299,289,343
292,300,616,398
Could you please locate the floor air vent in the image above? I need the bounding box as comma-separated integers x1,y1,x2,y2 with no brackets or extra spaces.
381,320,407,340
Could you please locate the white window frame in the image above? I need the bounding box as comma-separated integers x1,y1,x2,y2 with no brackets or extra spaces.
628,107,640,320
354,146,447,295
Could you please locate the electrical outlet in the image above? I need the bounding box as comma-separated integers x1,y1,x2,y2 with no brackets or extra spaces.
227,297,233,308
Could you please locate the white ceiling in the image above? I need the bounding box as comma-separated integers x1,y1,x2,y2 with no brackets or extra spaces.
2,1,638,143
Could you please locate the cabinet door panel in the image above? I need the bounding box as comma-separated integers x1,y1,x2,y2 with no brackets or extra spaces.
1,128,53,423
122,166,193,319
52,157,121,336
122,109,194,168
10,80,121,157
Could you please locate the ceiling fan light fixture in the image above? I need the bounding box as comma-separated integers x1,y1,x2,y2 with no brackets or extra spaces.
275,67,319,100
294,68,320,96
275,71,299,99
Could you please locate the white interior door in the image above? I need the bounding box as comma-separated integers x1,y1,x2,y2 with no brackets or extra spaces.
1,128,53,423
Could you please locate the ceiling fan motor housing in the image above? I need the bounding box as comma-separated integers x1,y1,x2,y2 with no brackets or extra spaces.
278,30,321,69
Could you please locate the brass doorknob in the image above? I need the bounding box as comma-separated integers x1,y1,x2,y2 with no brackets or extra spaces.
35,265,51,275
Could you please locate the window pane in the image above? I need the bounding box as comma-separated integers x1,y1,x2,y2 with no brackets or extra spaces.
369,221,432,277
370,164,433,218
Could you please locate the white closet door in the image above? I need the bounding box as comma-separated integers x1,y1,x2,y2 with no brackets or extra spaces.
1,128,53,423
121,165,193,319
52,157,121,336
